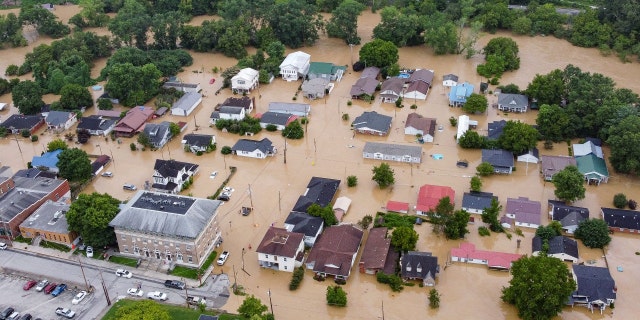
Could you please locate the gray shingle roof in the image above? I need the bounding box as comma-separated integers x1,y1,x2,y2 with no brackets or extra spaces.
284,212,324,237
443,74,458,82
143,121,171,147
45,111,73,126
601,207,640,230
259,112,295,126
572,265,616,302
154,159,198,179
531,236,579,259
462,192,496,211
352,111,392,133
482,149,514,168
172,92,202,111
77,116,116,132
109,191,221,239
549,200,589,227
182,134,214,147
498,93,529,110
292,177,341,213
487,120,506,140
232,138,274,154
401,251,439,280
363,142,422,159
1,114,43,131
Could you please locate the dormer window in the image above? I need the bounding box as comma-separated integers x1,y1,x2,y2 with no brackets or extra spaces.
406,263,411,272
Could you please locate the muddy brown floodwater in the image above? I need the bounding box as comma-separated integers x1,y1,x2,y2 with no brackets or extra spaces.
1,6,640,320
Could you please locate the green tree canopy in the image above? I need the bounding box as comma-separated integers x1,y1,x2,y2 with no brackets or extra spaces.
114,299,171,320
12,80,44,115
237,295,268,318
105,62,162,107
535,224,561,242
282,120,304,140
326,0,365,45
613,193,628,209
476,162,494,176
574,219,612,249
326,285,347,307
372,6,424,47
66,192,121,247
470,176,482,192
47,139,68,152
307,203,338,226
458,130,486,149
59,84,93,110
606,115,640,174
462,93,488,114
358,39,399,69
428,196,454,234
390,226,419,252
444,209,471,240
372,162,395,188
552,166,586,203
57,148,92,182
481,198,503,232
498,120,539,154
524,69,565,106
536,104,572,142
266,0,324,48
502,255,576,320
477,37,520,78
107,0,151,48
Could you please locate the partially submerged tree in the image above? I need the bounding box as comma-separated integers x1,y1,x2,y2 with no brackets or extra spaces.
481,198,503,232
574,219,612,249
326,285,347,307
358,39,399,69
372,163,395,188
57,148,92,182
237,295,268,319
390,226,419,252
552,166,586,203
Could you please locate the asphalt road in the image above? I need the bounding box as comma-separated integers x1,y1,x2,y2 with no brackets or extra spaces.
0,249,230,320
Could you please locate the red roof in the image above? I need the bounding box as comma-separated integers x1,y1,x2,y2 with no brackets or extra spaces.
415,184,455,212
386,201,409,212
450,242,523,270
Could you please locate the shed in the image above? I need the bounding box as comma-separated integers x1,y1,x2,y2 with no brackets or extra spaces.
332,196,352,221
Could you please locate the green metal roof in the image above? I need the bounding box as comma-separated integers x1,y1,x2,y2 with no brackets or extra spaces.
576,154,609,178
309,62,345,75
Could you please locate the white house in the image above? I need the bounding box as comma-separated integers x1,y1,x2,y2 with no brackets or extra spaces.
257,227,305,272
162,81,201,93
517,148,540,163
284,212,324,247
181,134,215,153
456,115,478,142
45,111,77,132
363,142,422,164
210,106,246,124
404,113,436,143
231,68,259,94
442,74,458,87
258,112,297,131
379,77,404,103
151,159,199,194
171,92,202,116
231,138,276,159
279,51,311,81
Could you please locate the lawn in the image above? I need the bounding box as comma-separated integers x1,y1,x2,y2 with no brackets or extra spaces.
170,250,218,279
40,240,72,252
108,255,138,267
101,299,243,320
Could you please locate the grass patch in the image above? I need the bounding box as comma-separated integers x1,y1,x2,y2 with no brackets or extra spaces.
169,250,217,279
374,212,415,229
13,235,32,245
40,240,72,252
109,255,139,268
101,299,240,320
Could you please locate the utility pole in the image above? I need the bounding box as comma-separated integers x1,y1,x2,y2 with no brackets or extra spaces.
348,44,354,67
13,135,25,169
183,278,190,308
248,184,253,208
98,269,111,306
283,137,287,164
381,300,385,320
109,148,116,169
268,289,275,319
241,248,246,271
278,191,281,215
77,256,90,291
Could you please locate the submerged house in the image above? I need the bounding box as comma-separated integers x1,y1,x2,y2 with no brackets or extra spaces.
362,142,422,164
279,51,311,81
570,265,616,314
256,226,305,272
401,251,439,286
305,224,364,281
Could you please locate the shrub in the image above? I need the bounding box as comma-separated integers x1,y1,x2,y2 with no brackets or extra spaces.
449,116,457,126
347,175,358,187
289,266,305,290
357,215,373,229
629,200,637,210
429,288,440,309
544,140,553,150
221,146,232,155
130,143,137,151
300,117,309,125
266,124,278,132
376,272,404,292
5,64,19,76
613,193,627,209
514,228,524,237
326,285,347,307
410,104,417,109
478,226,490,236
21,129,30,138
342,113,349,121
97,98,113,110
347,100,352,106
31,135,38,142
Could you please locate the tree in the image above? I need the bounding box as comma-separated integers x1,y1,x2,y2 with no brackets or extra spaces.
424,19,458,55
137,132,151,149
326,0,365,45
444,209,471,240
372,163,395,188
282,120,304,139
108,0,151,48
613,193,628,209
97,98,113,110
535,224,561,242
498,120,539,154
373,7,424,47
462,93,488,113
552,166,586,203
347,175,358,187
458,130,486,149
528,3,565,36
105,62,162,107
12,80,43,115
536,104,572,142
358,215,373,229
266,0,324,48
307,203,338,226
237,295,268,318
67,192,120,247
524,69,565,106
221,146,232,155
482,198,503,232
428,196,454,234
59,84,93,110
390,226,419,252
502,255,576,320
470,176,482,192
575,219,612,249
169,122,181,138
477,37,520,78
114,299,171,320
428,288,440,309
476,162,494,176
358,39,399,69
47,139,68,152
57,148,92,182
326,285,347,307
606,115,640,174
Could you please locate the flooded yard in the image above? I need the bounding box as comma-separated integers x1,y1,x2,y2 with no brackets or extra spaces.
0,7,639,320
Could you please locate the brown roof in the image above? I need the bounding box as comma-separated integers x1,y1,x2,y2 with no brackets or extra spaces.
380,77,405,94
405,80,430,95
256,227,304,258
350,77,379,97
307,224,364,277
114,107,154,133
405,113,436,135
220,96,253,111
360,227,392,271
409,69,434,85
540,155,577,177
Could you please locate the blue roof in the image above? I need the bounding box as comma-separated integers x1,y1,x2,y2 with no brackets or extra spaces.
31,149,63,169
449,82,474,104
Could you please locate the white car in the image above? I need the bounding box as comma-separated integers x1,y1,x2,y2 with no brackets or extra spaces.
35,279,49,292
223,187,234,193
217,251,230,266
147,291,168,301
127,288,144,297
0,242,7,250
209,171,218,179
86,246,93,258
72,291,87,305
101,171,113,177
115,269,133,278
55,307,76,319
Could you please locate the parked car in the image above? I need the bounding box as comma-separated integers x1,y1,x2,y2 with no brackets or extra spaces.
217,194,230,201
6,312,18,320
147,291,168,301
115,269,133,278
43,283,57,294
415,217,423,225
0,307,15,320
23,280,37,290
0,242,7,250
71,291,87,305
86,246,93,258
187,296,206,306
209,78,215,84
164,280,185,290
127,288,144,297
55,307,75,319
223,187,234,193
217,251,230,266
101,171,113,177
35,280,49,292
209,171,218,179
51,283,67,297
18,314,31,320
123,183,137,191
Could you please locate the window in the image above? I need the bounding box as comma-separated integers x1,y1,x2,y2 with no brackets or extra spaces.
121,235,127,241
265,255,269,259
284,266,288,270
186,245,192,251
283,258,287,262
188,256,193,263
123,245,129,253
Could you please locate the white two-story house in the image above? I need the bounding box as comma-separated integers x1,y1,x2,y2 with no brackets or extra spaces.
151,159,199,194
231,68,259,94
279,51,310,81
256,227,305,272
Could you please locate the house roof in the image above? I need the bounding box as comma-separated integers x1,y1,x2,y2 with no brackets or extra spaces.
350,77,379,96
363,142,422,162
268,102,310,115
443,74,458,82
31,149,63,169
1,114,43,131
380,77,405,95
95,110,122,119
279,51,310,69
162,81,200,90
497,93,529,110
182,134,213,147
506,197,541,225
405,113,436,136
284,212,324,237
416,184,455,213
218,106,245,115
109,191,221,239
576,154,609,178
601,207,640,230
572,265,616,302
405,80,429,95
332,196,351,212
401,251,438,280
352,111,392,133
451,242,523,269
221,96,253,110
449,82,474,102
154,159,198,178
143,121,172,146
573,141,603,158
307,224,364,277
585,137,602,147
232,68,259,81
487,120,507,140
172,92,202,112
77,116,116,132
115,107,154,132
256,226,304,258
91,155,111,174
360,67,380,79
386,201,409,212
409,69,434,85
232,138,274,154
301,78,330,95
540,156,577,177
308,62,345,76
19,200,70,234
360,227,392,271
549,200,589,227
292,177,341,213
0,175,69,222
482,149,514,168
259,112,297,126
462,192,496,211
45,111,73,126
517,148,539,161
532,236,579,259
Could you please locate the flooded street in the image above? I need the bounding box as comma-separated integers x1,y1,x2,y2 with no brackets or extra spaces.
1,7,640,319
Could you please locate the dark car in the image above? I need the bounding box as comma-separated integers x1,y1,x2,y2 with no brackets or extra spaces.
164,280,185,290
23,280,37,290
217,194,230,201
0,307,15,320
43,282,57,294
19,314,32,320
51,283,67,297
